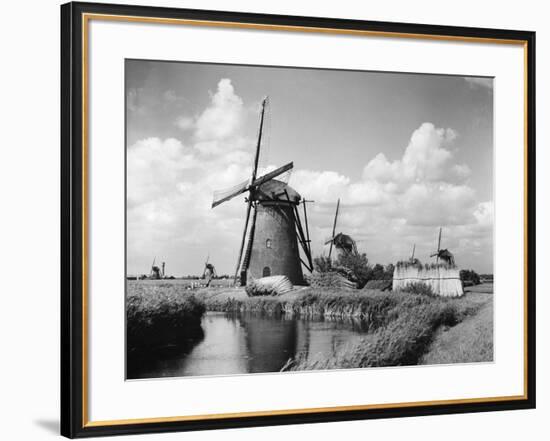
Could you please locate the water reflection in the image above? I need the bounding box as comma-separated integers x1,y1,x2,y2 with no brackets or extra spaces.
127,312,367,379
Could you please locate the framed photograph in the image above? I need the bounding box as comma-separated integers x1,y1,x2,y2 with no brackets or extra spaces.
61,1,536,438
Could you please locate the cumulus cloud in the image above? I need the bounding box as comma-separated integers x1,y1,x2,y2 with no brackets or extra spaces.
195,79,245,141
163,89,178,102
127,88,146,114
175,115,194,131
127,137,198,207
173,78,252,155
473,201,494,230
292,123,473,216
364,123,457,185
287,122,491,269
127,79,260,274
127,82,493,275
291,170,350,204
452,164,472,180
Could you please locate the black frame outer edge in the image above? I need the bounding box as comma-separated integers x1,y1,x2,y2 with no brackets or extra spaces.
526,31,536,410
61,2,73,438
62,2,85,438
60,2,536,438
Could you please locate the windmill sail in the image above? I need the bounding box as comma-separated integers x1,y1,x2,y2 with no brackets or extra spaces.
302,199,313,259
212,179,249,208
233,97,267,283
281,189,313,272
251,98,268,180
430,227,444,262
202,254,210,278
239,204,258,277
233,198,254,282
256,97,272,173
328,198,340,259
252,162,293,188
293,205,313,271
234,97,267,283
212,163,293,209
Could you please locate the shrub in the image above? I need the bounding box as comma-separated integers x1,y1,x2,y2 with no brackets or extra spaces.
384,263,395,280
336,252,371,288
402,282,435,296
460,269,481,286
363,280,392,291
126,283,206,351
314,252,394,290
314,256,333,272
355,300,460,366
306,271,357,289
313,253,371,288
369,263,394,281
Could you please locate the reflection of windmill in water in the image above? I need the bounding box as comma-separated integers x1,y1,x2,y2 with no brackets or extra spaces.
324,198,359,259
240,314,303,373
430,227,455,266
202,255,217,287
211,97,313,286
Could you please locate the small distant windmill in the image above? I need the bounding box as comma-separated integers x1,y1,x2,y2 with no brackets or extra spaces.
324,199,358,258
149,257,163,279
202,255,217,287
211,97,313,286
409,243,420,264
430,227,455,266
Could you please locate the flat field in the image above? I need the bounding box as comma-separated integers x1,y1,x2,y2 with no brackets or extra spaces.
130,278,235,289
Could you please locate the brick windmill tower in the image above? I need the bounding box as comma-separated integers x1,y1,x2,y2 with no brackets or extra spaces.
212,97,313,285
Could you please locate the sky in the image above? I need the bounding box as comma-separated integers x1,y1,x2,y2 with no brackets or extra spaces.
126,59,494,276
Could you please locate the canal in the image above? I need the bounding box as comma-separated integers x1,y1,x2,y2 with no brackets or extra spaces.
128,311,368,379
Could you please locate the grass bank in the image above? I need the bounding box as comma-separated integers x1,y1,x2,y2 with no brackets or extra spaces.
282,291,485,371
203,288,409,330
127,282,206,351
420,300,493,364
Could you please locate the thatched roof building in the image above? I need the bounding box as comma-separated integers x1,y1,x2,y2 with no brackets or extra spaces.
392,261,464,297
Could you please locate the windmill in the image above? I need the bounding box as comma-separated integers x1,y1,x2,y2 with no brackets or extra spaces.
202,255,217,287
409,244,420,264
211,97,313,286
324,199,358,258
149,257,162,279
430,227,455,266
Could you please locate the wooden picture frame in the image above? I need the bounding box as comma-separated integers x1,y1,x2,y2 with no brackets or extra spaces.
61,2,536,438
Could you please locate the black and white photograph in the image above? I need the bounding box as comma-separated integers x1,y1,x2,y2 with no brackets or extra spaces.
125,60,494,380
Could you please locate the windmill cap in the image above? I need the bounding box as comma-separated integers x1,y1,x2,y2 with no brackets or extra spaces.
256,179,301,204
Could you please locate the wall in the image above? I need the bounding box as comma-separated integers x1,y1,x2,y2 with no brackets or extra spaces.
0,1,547,441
